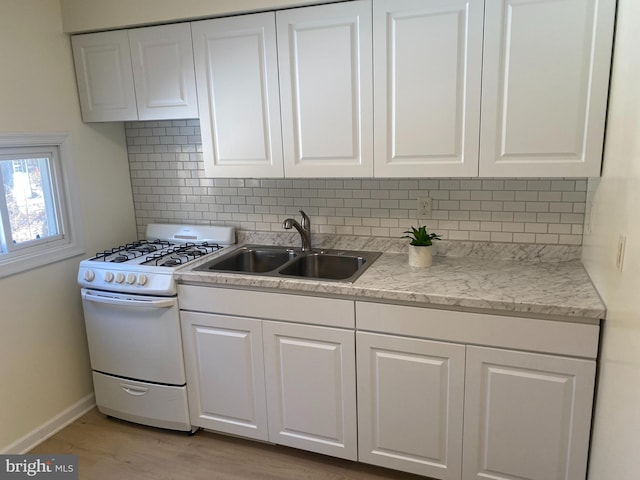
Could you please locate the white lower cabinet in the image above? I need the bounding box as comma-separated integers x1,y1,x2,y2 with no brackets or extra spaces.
356,301,599,480
357,332,465,479
462,346,596,480
179,285,356,460
263,321,357,460
181,311,268,441
179,287,598,479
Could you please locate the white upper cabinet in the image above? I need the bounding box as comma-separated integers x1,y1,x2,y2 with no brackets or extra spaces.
72,30,138,122
277,1,373,177
479,0,616,177
73,0,615,178
129,23,198,121
192,13,284,178
72,25,198,122
373,0,483,177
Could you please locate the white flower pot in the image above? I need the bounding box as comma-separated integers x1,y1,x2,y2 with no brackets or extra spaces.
408,244,433,267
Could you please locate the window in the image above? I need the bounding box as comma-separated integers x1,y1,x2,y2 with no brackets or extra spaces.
0,134,83,277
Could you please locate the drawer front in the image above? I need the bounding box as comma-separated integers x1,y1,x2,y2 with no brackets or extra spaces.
93,372,190,431
356,301,599,359
179,285,355,328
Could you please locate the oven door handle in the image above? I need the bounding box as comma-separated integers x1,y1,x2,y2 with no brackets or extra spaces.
82,291,176,309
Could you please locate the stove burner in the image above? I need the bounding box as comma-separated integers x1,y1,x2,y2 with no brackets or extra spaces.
183,249,205,257
134,245,156,255
161,259,182,267
112,256,129,263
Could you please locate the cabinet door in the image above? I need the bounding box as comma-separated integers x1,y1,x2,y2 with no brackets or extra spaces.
129,23,198,120
357,332,465,480
180,311,268,441
479,0,616,177
463,346,596,480
71,30,138,122
277,1,373,177
263,321,357,460
192,13,284,177
373,0,483,177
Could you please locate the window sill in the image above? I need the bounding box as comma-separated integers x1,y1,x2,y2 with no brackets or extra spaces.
0,242,85,278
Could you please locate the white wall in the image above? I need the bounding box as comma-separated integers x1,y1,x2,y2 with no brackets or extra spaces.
583,0,640,478
59,0,330,33
0,0,136,451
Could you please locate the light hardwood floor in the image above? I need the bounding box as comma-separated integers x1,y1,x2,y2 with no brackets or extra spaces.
30,409,426,480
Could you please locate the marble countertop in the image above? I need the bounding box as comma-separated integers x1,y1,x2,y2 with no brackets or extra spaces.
175,233,606,323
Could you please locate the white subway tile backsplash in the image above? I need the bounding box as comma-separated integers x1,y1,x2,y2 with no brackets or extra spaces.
460,221,481,231
491,212,515,222
513,233,536,243
526,223,548,233
491,232,513,242
469,231,491,241
528,180,552,190
450,190,471,200
502,222,525,233
504,180,527,190
536,233,560,244
480,222,503,232
470,211,492,221
126,120,588,245
549,224,572,234
448,230,470,240
537,212,561,223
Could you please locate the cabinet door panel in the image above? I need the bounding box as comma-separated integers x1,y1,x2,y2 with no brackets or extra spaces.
480,0,615,176
71,30,138,122
463,346,596,480
192,13,284,177
129,23,198,120
277,1,373,177
373,0,483,177
357,332,465,479
181,312,268,440
263,321,357,460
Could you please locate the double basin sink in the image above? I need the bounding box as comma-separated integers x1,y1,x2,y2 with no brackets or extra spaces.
195,245,381,283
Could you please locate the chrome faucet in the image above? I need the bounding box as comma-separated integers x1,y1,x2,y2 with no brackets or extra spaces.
282,210,312,251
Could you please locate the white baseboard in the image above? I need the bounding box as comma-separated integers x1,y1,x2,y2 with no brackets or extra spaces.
1,393,95,454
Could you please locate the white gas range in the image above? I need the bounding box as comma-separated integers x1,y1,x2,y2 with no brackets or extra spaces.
78,223,235,295
77,224,235,432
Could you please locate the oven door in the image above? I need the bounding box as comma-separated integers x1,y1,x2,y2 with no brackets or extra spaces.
81,288,186,385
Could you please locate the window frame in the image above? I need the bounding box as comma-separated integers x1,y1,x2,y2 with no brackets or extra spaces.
0,133,84,277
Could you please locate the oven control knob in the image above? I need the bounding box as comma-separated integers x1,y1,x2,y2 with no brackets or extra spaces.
137,274,149,286
115,272,125,284
83,270,95,282
126,273,136,285
104,272,114,283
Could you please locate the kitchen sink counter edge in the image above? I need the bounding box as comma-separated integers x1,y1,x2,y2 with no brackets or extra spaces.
174,233,605,324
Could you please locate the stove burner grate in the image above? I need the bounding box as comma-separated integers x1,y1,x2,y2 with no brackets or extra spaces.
88,238,223,267
90,239,173,262
143,242,223,267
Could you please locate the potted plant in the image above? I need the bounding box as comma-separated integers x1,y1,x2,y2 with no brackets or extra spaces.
402,225,441,267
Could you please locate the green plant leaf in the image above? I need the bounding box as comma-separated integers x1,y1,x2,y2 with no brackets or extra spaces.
401,224,441,246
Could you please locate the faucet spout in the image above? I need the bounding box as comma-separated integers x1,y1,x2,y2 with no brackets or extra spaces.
282,210,313,251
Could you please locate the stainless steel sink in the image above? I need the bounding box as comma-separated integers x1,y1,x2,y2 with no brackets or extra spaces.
279,252,372,281
195,245,297,273
195,245,381,282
